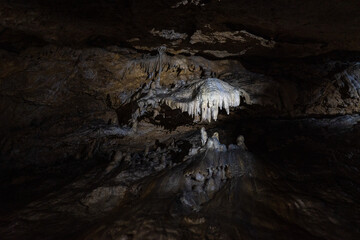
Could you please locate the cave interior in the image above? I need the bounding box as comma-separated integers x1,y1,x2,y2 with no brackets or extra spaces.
1,1,360,239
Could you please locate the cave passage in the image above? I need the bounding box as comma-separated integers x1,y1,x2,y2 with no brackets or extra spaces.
1,1,360,240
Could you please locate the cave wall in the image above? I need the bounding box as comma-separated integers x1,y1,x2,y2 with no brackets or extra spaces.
1,43,360,171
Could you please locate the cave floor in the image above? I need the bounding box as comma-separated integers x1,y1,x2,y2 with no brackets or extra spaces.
1,114,360,240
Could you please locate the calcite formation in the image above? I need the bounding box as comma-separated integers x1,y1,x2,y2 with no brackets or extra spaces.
163,78,251,122
133,77,250,124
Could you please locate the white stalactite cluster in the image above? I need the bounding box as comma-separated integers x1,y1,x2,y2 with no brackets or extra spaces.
132,77,250,126
163,78,250,122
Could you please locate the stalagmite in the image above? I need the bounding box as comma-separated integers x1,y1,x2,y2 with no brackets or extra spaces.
201,127,208,146
236,135,248,150
156,46,166,88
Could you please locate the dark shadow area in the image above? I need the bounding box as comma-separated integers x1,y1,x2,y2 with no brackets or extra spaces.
146,104,195,131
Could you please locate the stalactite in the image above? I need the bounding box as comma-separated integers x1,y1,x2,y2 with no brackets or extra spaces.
119,52,206,82
131,77,251,124
163,78,251,122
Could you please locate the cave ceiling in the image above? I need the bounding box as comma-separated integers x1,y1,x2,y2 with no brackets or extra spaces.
1,0,360,57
